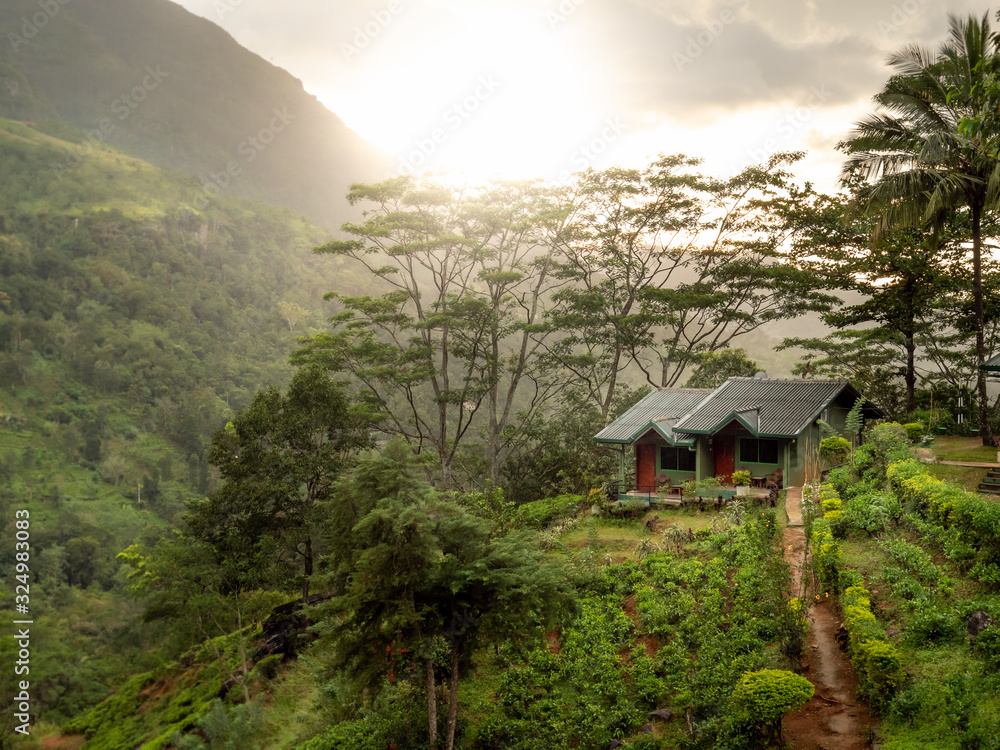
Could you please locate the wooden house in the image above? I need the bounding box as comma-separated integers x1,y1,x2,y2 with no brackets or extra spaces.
595,377,882,494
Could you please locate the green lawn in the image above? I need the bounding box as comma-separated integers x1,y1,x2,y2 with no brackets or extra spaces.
558,510,720,560
926,464,988,494
930,436,998,463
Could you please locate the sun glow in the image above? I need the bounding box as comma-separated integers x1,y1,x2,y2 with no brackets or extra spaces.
321,1,619,181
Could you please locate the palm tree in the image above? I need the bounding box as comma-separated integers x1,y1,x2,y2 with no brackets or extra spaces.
840,12,1000,444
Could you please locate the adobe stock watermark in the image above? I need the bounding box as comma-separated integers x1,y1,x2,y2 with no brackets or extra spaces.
395,75,501,176
673,0,750,71
7,0,72,53
876,0,928,37
554,116,625,186
341,0,404,63
50,65,170,181
745,84,831,166
547,0,587,28
214,0,244,20
193,106,295,209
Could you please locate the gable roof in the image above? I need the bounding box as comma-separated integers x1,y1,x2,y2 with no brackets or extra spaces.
593,389,713,445
673,378,863,438
981,353,1000,372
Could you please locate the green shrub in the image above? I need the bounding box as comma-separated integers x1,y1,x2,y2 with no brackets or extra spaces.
839,568,864,591
811,518,841,592
838,581,905,713
890,687,922,727
887,459,1000,589
974,627,1000,672
878,538,944,584
819,436,851,466
516,494,582,529
731,469,751,486
903,422,925,443
841,490,901,536
824,509,846,538
730,669,813,734
857,424,912,484
857,639,906,713
295,681,429,750
905,607,960,646
821,498,842,513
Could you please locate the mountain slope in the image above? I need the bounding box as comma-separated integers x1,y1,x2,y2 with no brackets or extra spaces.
0,113,385,727
0,0,388,228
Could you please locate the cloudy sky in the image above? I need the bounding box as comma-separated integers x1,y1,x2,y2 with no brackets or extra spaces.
173,0,993,191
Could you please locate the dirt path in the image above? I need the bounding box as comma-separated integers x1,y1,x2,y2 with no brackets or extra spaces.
781,488,875,750
783,487,807,598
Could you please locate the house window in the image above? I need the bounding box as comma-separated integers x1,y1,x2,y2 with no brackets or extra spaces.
660,446,696,472
740,437,779,464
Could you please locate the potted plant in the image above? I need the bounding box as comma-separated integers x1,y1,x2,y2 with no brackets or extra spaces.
732,470,752,496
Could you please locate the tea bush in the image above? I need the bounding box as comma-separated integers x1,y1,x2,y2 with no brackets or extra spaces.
841,491,902,536
840,582,905,713
903,422,925,443
887,460,1000,588
516,494,582,529
904,606,961,646
878,538,947,586
812,518,841,592
730,668,813,738
974,627,1000,672
819,436,851,466
855,423,912,484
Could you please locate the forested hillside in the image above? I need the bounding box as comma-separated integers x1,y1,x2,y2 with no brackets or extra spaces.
0,115,380,734
0,0,388,228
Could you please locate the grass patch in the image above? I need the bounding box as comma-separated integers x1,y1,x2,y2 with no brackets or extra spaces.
926,464,986,494
839,537,892,579
559,520,650,559
258,658,326,749
930,436,997,463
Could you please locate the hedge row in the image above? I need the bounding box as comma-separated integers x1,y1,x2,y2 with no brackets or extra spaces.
839,576,906,713
810,483,904,713
810,483,843,591
887,460,1000,585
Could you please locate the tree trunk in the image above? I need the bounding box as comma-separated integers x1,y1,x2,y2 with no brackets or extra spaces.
972,203,994,446
426,658,438,749
302,535,312,600
904,332,916,416
445,640,462,750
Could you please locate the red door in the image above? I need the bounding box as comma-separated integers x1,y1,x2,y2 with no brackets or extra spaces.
636,444,657,490
714,436,735,483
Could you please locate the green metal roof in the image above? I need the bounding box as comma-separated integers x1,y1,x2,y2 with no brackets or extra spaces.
593,389,713,444
981,353,1000,372
673,378,866,438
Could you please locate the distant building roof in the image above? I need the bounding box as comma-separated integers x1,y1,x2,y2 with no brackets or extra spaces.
981,353,1000,372
593,389,713,445
673,378,867,438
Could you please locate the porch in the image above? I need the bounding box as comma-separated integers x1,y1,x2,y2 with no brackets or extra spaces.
608,481,772,508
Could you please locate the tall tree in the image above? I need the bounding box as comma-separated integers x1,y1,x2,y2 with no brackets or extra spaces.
919,268,1000,398
788,187,967,414
683,348,760,388
548,152,835,418
778,330,907,419
317,442,572,750
188,364,369,598
840,12,1000,443
297,177,569,488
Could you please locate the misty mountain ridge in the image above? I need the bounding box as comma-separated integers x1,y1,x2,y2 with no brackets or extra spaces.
0,0,389,229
